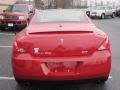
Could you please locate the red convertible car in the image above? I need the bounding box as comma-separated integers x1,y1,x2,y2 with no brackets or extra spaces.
12,9,111,84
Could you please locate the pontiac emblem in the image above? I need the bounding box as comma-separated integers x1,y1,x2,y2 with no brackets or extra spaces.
34,48,39,54
60,38,64,45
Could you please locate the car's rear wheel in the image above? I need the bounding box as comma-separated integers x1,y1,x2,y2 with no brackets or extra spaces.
101,13,105,19
15,78,32,86
15,78,30,86
95,76,108,84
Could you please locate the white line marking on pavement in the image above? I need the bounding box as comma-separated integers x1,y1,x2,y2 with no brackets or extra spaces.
0,33,14,36
109,75,112,79
0,46,12,48
0,77,14,80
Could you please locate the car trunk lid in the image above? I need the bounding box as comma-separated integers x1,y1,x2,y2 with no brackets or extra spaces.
18,23,105,57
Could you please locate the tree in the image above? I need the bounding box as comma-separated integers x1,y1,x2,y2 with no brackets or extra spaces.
34,0,41,9
34,0,45,9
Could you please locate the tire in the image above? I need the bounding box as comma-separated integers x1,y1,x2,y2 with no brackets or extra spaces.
15,78,26,85
101,13,105,19
90,17,95,19
95,76,108,84
111,13,115,18
15,78,32,86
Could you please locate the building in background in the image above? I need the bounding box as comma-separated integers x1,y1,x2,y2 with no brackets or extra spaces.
87,0,118,8
11,0,119,9
0,0,16,12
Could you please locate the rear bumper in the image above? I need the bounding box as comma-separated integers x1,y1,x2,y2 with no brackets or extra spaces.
0,21,27,30
12,50,111,81
90,13,101,18
90,15,101,18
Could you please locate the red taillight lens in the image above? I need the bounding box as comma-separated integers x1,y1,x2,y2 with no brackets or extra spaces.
98,37,110,51
13,41,26,54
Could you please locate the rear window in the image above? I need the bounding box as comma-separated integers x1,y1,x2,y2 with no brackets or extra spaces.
33,10,87,23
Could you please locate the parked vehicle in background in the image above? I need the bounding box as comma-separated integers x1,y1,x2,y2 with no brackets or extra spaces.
86,7,91,17
86,7,95,17
12,9,111,85
90,6,116,19
116,7,120,16
0,4,35,30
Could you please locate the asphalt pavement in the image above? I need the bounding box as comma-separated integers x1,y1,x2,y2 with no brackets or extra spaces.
0,17,120,90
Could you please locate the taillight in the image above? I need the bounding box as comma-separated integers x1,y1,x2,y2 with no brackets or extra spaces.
98,37,110,51
13,41,26,54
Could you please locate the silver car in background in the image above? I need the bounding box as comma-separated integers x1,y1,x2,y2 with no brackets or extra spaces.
90,6,116,19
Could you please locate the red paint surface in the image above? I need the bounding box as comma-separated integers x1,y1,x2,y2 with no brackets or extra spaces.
12,11,111,80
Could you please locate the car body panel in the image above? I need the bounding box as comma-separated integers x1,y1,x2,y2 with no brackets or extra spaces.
15,23,106,57
12,51,111,80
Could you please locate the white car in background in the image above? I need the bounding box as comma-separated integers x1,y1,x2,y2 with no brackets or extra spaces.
86,7,95,17
90,6,116,19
